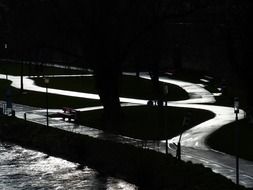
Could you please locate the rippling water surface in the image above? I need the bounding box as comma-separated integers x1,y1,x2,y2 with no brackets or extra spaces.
0,143,138,190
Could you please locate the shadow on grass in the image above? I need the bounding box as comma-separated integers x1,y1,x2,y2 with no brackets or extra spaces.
0,80,100,109
206,119,253,161
79,105,215,140
33,75,189,101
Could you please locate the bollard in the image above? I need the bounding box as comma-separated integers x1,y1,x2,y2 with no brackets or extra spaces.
24,113,27,121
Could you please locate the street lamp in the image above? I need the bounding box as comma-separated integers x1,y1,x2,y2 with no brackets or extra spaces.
234,97,239,114
234,97,239,186
44,78,50,127
176,112,191,161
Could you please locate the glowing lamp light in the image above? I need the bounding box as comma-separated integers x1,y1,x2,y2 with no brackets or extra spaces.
234,97,239,114
44,78,50,84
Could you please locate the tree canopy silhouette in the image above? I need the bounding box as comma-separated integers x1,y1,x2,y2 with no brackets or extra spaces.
2,0,253,127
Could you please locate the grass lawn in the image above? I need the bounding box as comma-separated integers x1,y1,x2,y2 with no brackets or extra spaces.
0,80,100,109
206,119,253,161
78,105,214,140
33,75,189,101
167,69,241,104
0,61,86,76
168,69,211,83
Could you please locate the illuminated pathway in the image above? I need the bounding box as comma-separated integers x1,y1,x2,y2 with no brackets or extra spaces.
0,73,253,188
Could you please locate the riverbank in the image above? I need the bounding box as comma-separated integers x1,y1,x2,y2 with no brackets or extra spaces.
0,142,137,189
0,116,246,189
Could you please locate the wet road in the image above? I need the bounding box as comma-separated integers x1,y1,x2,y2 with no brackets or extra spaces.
1,73,253,188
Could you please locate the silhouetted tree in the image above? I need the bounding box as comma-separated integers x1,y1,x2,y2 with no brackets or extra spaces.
4,0,253,127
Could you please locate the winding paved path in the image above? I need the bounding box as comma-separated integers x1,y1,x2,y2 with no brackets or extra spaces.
1,73,253,188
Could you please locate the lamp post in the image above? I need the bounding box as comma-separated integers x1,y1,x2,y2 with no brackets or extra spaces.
21,62,24,92
234,97,239,186
44,78,50,127
177,112,191,161
163,85,169,155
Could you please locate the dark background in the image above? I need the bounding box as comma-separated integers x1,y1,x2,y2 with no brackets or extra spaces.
0,0,253,127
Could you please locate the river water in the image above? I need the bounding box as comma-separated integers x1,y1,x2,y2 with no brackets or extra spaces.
0,142,138,190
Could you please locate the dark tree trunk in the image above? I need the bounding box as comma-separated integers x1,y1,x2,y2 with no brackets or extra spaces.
94,63,121,130
90,0,122,130
149,25,163,104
